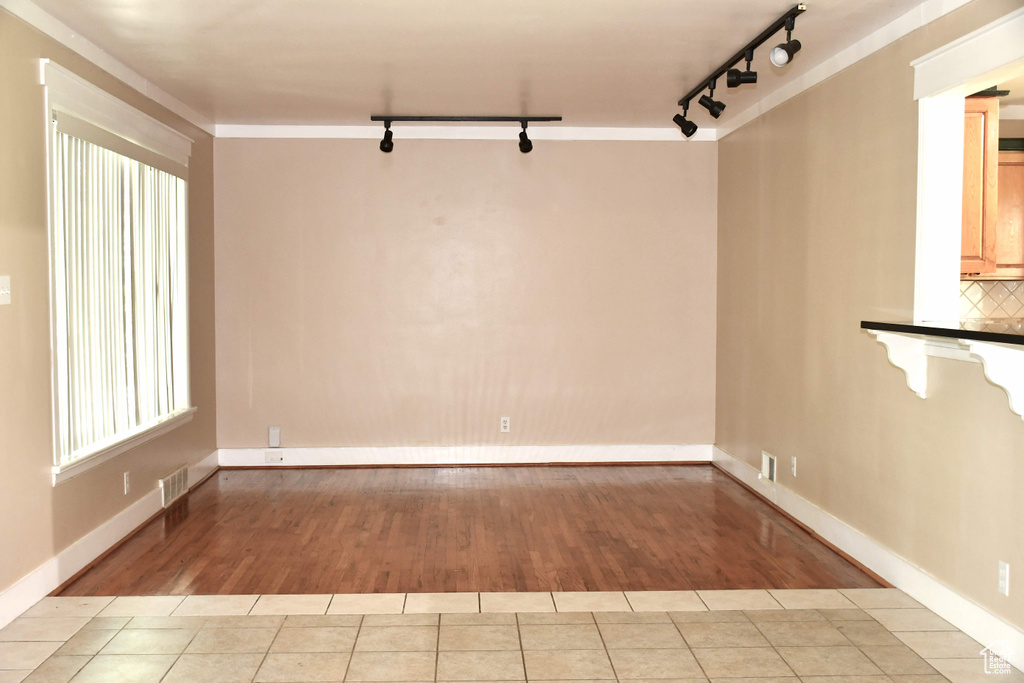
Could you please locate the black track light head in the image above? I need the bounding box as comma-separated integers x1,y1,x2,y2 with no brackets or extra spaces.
673,113,698,138
698,80,726,119
769,39,801,67
726,68,758,87
518,123,533,153
770,16,801,67
698,94,726,119
379,123,394,153
727,49,758,88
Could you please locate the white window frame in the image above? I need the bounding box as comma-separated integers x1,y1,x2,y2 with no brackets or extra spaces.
41,60,197,485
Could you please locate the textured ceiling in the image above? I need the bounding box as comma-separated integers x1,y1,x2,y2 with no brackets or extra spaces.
29,0,934,126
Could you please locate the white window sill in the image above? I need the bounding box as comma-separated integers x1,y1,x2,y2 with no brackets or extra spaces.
52,407,197,486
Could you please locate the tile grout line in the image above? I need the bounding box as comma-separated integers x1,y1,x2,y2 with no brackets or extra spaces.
749,610,802,678
515,612,527,683
339,613,362,683
157,617,202,683
433,610,440,683
669,610,710,680
591,610,620,682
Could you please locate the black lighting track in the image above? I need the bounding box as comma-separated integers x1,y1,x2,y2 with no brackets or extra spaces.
370,116,562,123
678,4,806,108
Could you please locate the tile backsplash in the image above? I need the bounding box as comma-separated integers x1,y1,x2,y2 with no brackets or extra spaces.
960,280,1024,319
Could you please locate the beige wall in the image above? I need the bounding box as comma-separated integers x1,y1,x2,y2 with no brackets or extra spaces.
215,139,717,448
1002,118,1024,137
716,0,1024,629
0,9,216,593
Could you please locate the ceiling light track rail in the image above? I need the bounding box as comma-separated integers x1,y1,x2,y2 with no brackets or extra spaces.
370,115,562,153
369,116,562,123
677,4,806,109
673,4,806,138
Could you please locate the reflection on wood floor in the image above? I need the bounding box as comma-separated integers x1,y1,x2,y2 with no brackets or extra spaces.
58,465,881,595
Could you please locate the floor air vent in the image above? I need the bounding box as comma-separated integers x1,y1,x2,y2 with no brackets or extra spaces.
160,466,189,508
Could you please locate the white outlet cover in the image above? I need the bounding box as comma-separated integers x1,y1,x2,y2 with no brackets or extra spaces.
0,276,10,305
269,425,281,448
500,417,510,433
999,561,1010,596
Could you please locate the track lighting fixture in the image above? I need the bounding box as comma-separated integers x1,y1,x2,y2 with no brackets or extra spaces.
379,122,394,153
727,49,758,88
698,80,726,119
675,4,805,130
369,116,561,153
673,110,698,138
519,122,533,153
769,15,802,67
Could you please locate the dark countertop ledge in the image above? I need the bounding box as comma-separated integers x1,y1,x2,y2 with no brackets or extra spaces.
861,320,1024,347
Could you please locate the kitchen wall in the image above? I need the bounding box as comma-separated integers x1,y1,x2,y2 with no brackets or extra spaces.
214,139,717,449
1003,119,1024,137
716,0,1024,630
0,9,217,595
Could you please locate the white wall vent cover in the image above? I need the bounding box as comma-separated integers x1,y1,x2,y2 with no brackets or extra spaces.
160,465,189,508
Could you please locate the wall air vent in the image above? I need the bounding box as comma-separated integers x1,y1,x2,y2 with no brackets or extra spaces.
160,465,189,508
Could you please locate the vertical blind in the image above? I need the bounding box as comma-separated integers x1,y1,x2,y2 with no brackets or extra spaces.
51,125,190,466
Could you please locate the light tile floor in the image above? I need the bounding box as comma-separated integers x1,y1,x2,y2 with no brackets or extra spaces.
0,589,1019,682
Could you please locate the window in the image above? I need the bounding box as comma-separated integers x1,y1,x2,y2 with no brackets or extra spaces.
42,61,195,483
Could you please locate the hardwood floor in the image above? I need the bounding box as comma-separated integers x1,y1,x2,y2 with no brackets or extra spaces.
58,465,881,596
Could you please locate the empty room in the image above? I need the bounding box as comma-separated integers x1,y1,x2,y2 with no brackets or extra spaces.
1,0,1023,680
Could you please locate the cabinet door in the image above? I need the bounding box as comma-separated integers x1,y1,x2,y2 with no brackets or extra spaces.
995,150,1024,276
960,98,999,275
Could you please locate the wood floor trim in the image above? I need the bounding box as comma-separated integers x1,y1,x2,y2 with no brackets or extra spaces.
710,462,893,588
219,461,710,470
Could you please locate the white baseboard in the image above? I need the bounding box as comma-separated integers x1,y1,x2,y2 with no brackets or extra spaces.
217,444,713,468
712,446,1024,669
0,449,220,630
188,449,220,490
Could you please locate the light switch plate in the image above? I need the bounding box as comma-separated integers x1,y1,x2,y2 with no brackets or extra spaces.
0,276,10,305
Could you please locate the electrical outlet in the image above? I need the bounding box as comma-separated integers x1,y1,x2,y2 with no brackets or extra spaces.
269,425,281,448
0,276,10,305
500,417,510,433
791,457,797,477
265,449,284,464
999,561,1010,596
123,472,130,495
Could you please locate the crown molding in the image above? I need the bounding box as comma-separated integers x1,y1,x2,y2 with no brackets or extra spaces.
716,0,974,139
214,124,717,142
0,0,214,135
911,6,1024,99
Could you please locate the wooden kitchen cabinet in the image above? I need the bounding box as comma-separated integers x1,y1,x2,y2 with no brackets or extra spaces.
961,97,1000,275
993,150,1024,278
